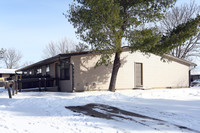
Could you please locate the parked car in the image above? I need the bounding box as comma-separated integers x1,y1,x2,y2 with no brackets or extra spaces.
191,79,200,87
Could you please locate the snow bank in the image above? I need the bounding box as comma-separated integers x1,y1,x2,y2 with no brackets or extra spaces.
0,87,200,133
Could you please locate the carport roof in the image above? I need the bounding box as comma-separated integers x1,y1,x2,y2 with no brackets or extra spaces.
0,69,17,74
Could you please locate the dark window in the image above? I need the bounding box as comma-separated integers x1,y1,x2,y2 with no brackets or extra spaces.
0,74,2,77
60,60,70,80
34,68,37,75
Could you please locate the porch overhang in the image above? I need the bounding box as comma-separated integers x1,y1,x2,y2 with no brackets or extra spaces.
16,54,69,72
16,51,92,72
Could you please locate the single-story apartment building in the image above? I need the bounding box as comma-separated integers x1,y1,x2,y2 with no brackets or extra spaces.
16,48,196,92
0,69,16,80
0,69,16,87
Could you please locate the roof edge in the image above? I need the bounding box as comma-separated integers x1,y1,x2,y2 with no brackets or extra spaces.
16,47,197,72
162,54,197,67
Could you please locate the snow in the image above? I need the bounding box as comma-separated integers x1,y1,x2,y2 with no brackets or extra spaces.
191,71,200,75
0,69,16,74
0,87,200,133
191,68,200,75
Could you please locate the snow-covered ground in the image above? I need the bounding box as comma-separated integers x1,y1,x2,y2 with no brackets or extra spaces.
0,87,200,133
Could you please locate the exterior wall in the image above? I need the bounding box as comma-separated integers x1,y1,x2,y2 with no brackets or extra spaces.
49,63,56,78
71,51,190,91
2,74,10,79
0,74,12,87
119,51,189,89
27,70,30,75
71,54,112,91
0,74,10,81
42,66,46,76
46,62,57,92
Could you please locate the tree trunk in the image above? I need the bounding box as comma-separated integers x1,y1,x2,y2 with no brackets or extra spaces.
109,52,121,92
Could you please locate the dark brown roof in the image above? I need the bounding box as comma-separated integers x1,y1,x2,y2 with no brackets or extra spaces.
16,48,196,72
16,51,92,72
162,54,196,67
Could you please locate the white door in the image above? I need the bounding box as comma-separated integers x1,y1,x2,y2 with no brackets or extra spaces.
135,63,143,87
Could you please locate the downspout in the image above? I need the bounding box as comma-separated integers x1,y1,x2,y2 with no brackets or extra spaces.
57,55,61,92
65,56,74,92
15,71,21,92
70,63,74,92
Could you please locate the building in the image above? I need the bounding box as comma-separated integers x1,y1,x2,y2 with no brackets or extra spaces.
190,71,200,82
0,69,16,80
0,69,16,87
16,48,196,92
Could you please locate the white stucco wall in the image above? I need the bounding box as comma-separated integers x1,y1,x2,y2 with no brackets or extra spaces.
117,51,189,89
71,51,190,91
71,54,112,91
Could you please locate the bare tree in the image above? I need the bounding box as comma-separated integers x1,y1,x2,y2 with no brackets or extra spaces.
0,48,6,59
58,38,71,53
71,42,89,52
160,0,200,60
43,41,58,58
20,61,33,68
43,38,73,59
43,38,89,58
3,48,22,69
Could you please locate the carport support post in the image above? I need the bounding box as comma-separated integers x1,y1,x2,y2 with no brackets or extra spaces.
6,82,12,99
44,78,47,91
12,81,15,96
8,87,12,99
39,78,41,91
18,79,22,92
15,80,18,94
17,80,19,92
19,75,22,92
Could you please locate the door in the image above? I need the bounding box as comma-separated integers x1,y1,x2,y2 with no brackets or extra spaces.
135,63,143,87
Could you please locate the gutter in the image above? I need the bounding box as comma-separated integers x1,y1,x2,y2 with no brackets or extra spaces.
70,63,74,92
162,54,197,67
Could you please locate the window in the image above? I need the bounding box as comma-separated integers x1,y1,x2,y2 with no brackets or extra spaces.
36,67,42,75
29,71,32,75
60,60,70,80
23,71,27,75
46,65,50,75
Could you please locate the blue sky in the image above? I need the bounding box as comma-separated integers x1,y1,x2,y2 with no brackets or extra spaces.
0,0,199,66
0,0,76,64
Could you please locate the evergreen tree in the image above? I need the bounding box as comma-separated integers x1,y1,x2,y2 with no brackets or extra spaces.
67,0,200,92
